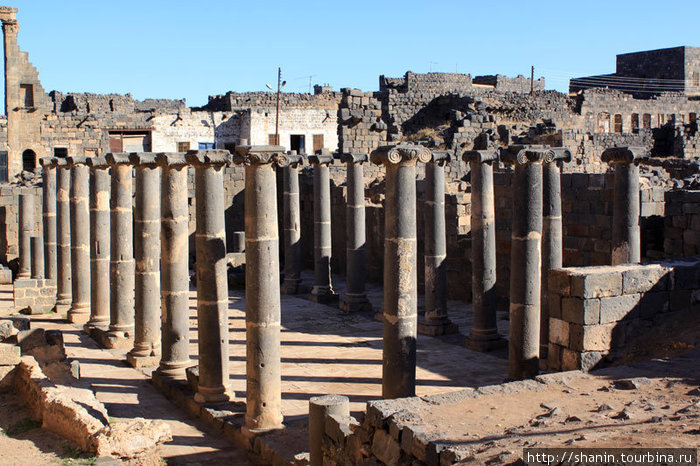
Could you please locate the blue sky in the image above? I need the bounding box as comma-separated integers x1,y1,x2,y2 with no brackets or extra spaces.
6,0,699,107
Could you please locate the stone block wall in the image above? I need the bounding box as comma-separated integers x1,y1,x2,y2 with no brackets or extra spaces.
0,186,42,265
547,258,700,372
664,190,700,257
13,278,56,312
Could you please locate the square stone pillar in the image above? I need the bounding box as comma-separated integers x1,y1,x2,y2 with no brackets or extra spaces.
371,144,431,399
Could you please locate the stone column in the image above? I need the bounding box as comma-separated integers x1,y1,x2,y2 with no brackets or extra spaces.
39,158,57,280
419,150,456,335
67,157,91,324
308,395,349,466
127,153,162,367
86,157,110,330
338,153,372,313
186,150,232,403
156,153,191,377
17,192,33,279
463,149,506,351
540,148,571,360
602,146,645,265
308,150,338,304
503,146,545,380
234,145,285,430
106,153,135,347
30,236,43,279
371,144,431,399
280,151,304,295
55,159,71,311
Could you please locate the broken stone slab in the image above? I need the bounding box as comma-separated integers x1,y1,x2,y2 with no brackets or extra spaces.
614,377,653,390
420,388,477,405
366,396,430,429
535,370,585,385
0,343,20,365
91,418,172,459
476,379,544,396
0,320,18,340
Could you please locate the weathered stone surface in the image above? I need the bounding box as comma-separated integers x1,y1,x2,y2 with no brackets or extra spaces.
562,297,600,325
599,294,641,323
0,342,21,365
570,268,623,298
622,264,669,294
371,429,401,465
91,418,172,458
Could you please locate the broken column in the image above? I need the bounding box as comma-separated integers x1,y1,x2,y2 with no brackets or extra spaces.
602,146,645,265
156,153,191,377
463,149,506,351
30,236,43,279
127,153,161,367
339,153,372,313
371,144,431,399
106,153,135,347
234,145,285,430
308,395,350,466
540,148,571,360
503,146,545,380
85,157,110,330
186,150,232,403
419,150,456,335
55,158,72,311
308,150,338,304
39,158,57,281
17,192,34,279
280,151,304,295
67,157,91,324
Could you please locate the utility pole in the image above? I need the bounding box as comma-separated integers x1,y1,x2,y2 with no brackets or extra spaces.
266,68,286,145
530,66,534,96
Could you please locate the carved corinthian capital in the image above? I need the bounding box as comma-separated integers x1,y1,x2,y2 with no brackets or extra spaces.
370,144,432,166
233,145,287,167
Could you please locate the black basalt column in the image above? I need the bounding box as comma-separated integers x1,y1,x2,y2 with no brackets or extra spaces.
187,150,232,404
234,145,286,431
156,153,192,377
541,148,571,360
418,150,456,335
127,153,162,367
55,159,71,311
308,150,338,304
106,153,135,347
338,152,372,313
602,146,645,266
30,236,43,279
39,158,57,281
280,151,304,295
463,149,506,351
67,157,91,324
17,192,34,279
503,146,545,380
371,144,431,399
86,157,110,330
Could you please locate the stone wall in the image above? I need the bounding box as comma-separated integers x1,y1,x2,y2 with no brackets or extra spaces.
0,186,42,265
547,258,700,371
663,190,700,257
201,90,341,112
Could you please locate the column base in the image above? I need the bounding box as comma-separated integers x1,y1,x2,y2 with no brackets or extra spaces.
156,360,192,378
417,318,458,336
280,278,302,295
339,294,372,313
67,307,91,324
53,302,71,314
83,319,109,333
463,334,508,352
309,288,338,305
126,352,161,368
241,422,285,436
89,326,134,349
194,386,234,404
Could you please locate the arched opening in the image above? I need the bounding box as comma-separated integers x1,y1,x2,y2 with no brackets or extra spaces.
22,149,36,171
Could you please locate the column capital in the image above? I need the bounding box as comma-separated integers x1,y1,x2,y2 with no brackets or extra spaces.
544,147,572,164
601,146,647,165
463,149,499,164
185,149,232,167
86,156,109,168
66,156,89,166
155,152,188,168
39,157,59,168
500,145,549,165
106,152,132,165
233,145,286,166
370,143,431,166
308,148,334,166
337,152,369,164
284,151,304,167
55,158,69,168
430,150,451,165
2,19,18,34
128,152,158,167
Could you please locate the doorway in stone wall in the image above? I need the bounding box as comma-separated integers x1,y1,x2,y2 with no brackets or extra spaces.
22,149,36,171
290,134,305,154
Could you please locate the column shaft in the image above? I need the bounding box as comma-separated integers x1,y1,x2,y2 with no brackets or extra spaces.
509,160,543,380
30,236,43,279
128,156,161,365
612,163,640,264
244,160,282,430
311,162,336,302
158,156,191,376
68,161,90,323
18,193,33,278
281,162,302,294
42,164,57,280
88,162,110,329
56,163,71,308
541,162,563,359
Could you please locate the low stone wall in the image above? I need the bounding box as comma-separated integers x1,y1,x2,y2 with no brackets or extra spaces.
664,190,700,257
13,278,56,312
0,185,42,265
547,258,700,371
